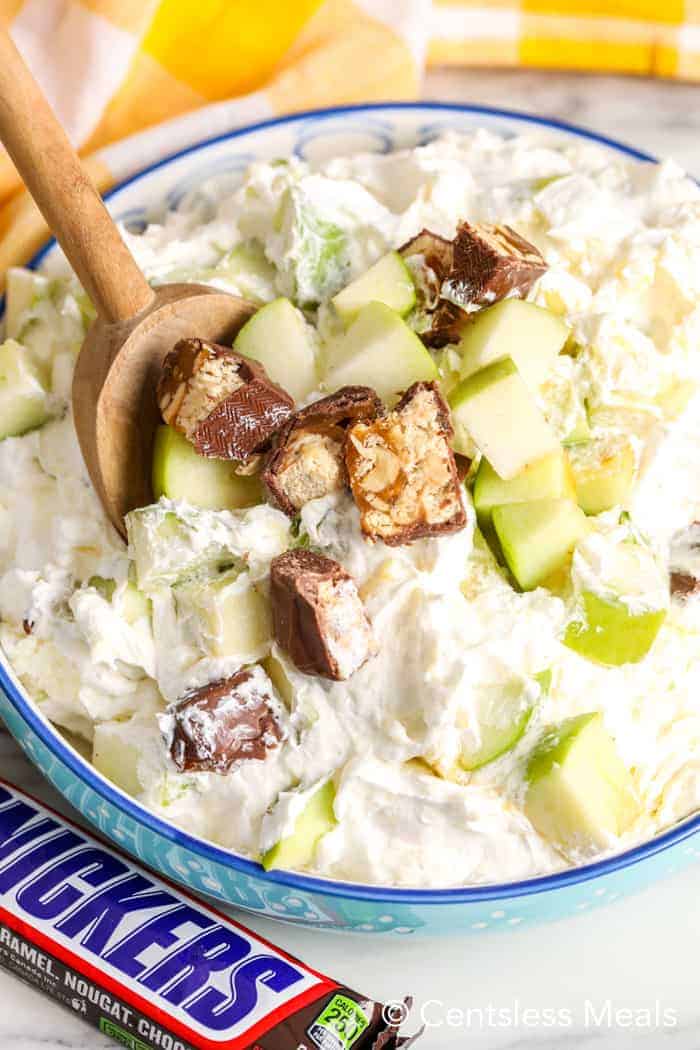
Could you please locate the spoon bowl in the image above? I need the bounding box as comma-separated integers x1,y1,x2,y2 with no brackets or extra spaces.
0,31,256,536
73,284,255,536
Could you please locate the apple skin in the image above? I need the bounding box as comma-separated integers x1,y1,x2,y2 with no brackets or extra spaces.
234,296,318,401
459,671,550,772
473,450,575,528
323,301,437,402
449,357,559,481
331,251,416,323
492,497,588,591
570,437,636,516
459,700,533,772
262,781,336,872
152,424,262,511
525,711,639,857
563,590,666,667
458,299,568,389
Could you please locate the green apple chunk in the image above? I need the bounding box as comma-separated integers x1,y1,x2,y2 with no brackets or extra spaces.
233,297,318,401
5,268,50,339
126,504,239,591
562,410,591,447
449,357,559,480
262,780,337,872
569,435,637,515
215,240,277,304
175,569,271,661
92,721,144,797
525,712,639,857
152,425,262,511
458,300,569,389
493,498,588,591
121,581,151,625
459,676,546,772
331,251,416,324
564,591,666,667
0,338,51,439
473,449,575,528
656,377,697,421
322,301,437,402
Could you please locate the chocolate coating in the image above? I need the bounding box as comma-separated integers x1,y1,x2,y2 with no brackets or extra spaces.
400,223,547,348
264,386,383,516
270,549,374,680
157,337,293,461
346,381,467,546
167,665,282,774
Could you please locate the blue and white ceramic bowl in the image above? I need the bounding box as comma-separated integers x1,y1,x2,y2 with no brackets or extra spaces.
2,103,699,936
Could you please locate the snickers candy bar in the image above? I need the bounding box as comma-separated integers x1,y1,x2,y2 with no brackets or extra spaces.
270,549,375,680
346,380,467,545
669,522,700,600
400,229,463,348
400,223,547,348
164,664,283,774
157,337,294,461
264,385,383,515
445,221,547,308
0,779,422,1050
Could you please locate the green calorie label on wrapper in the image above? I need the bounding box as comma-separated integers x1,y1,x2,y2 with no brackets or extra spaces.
306,993,370,1050
99,1018,151,1049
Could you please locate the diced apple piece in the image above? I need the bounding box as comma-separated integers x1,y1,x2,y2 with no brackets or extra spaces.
569,435,636,515
92,721,145,797
215,241,277,304
175,568,271,661
459,677,542,771
323,302,437,402
449,357,559,480
234,297,318,401
564,591,666,667
331,251,416,324
87,575,116,601
0,338,51,439
458,300,569,389
493,498,588,591
5,268,50,339
262,780,336,872
562,410,591,446
525,712,639,857
121,581,151,625
473,449,575,527
152,425,262,511
656,378,697,421
126,504,239,591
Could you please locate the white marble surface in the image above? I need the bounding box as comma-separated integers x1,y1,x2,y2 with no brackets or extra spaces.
2,69,700,1049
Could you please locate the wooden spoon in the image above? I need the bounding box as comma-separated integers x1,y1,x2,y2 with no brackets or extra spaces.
0,32,256,537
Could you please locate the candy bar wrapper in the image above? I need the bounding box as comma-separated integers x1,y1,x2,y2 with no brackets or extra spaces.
0,779,421,1050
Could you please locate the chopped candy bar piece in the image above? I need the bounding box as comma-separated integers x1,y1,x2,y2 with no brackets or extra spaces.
157,337,293,461
445,221,547,308
270,549,375,680
164,665,282,773
345,381,467,545
670,522,700,600
400,224,547,348
264,385,382,515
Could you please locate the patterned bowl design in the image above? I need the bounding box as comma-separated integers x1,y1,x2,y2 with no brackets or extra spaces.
2,103,698,935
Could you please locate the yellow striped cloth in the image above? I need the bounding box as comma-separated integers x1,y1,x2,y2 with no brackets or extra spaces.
1,0,698,274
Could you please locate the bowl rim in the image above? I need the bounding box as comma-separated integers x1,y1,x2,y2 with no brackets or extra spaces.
4,100,698,906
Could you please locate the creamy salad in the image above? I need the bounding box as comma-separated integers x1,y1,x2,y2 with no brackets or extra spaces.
2,129,700,889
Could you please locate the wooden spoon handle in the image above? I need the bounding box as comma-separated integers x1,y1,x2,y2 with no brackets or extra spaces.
0,31,154,324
